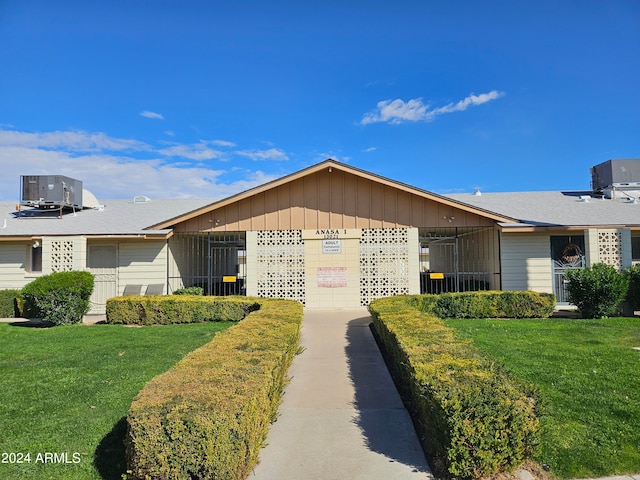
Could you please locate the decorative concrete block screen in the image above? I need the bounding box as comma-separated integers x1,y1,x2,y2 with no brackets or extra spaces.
256,230,306,305
359,228,410,306
597,230,623,269
51,239,74,272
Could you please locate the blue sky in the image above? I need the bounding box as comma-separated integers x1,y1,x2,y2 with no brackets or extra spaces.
1,0,638,202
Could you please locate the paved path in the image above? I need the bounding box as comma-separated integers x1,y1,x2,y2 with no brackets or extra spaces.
251,308,432,480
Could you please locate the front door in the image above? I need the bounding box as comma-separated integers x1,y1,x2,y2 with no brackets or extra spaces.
87,245,117,314
551,235,585,304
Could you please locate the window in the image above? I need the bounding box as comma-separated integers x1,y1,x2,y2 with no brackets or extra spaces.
632,235,640,262
30,244,42,273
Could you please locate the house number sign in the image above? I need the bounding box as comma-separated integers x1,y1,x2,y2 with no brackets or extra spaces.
302,228,361,240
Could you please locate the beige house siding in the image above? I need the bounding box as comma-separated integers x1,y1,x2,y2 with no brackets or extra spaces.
500,233,553,293
0,242,34,290
174,169,496,233
117,240,167,295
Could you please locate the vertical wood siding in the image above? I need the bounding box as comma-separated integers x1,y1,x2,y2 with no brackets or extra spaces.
174,169,495,232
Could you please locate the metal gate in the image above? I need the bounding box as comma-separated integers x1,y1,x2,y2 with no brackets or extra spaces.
551,235,585,304
168,232,246,296
419,227,499,293
208,239,245,296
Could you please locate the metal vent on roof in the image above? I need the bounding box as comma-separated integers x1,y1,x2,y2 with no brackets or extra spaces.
133,195,151,203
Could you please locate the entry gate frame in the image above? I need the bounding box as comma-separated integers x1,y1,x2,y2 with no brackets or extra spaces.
168,232,246,296
419,226,498,294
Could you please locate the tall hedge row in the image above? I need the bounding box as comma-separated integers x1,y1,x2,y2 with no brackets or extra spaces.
105,295,260,325
125,298,303,480
369,295,540,478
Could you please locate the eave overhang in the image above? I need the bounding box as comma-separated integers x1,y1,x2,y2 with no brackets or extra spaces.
498,223,640,233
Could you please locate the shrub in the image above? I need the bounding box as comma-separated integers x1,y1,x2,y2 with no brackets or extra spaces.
370,296,540,478
624,264,640,311
0,289,21,317
21,271,94,325
172,286,204,295
125,298,303,480
414,291,555,319
565,263,629,318
105,295,259,325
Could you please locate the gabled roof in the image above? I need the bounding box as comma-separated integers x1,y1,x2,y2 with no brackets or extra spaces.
148,159,516,230
446,190,640,229
0,198,213,239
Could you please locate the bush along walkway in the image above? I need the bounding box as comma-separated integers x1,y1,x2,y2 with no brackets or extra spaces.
251,308,432,480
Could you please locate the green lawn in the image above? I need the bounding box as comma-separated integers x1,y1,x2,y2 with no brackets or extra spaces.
444,316,640,479
0,321,233,480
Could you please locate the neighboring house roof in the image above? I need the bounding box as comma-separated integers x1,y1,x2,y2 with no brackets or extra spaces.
0,198,214,239
445,190,640,229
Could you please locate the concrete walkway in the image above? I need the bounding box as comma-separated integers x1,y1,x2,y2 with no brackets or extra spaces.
251,308,432,480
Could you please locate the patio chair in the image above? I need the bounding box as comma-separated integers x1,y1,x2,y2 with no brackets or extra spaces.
145,284,165,295
122,284,142,296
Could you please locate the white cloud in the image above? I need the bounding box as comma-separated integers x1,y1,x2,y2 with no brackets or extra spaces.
140,110,164,120
235,148,289,161
158,142,225,161
0,128,284,201
0,129,150,152
361,90,504,125
210,139,236,147
363,146,377,153
430,91,503,116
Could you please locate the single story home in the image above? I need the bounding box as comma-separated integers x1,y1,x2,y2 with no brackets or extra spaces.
1,159,638,313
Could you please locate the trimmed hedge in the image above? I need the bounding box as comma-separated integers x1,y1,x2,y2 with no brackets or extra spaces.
369,295,540,478
125,298,303,480
565,263,629,318
21,271,94,325
105,295,260,325
415,290,555,319
172,286,204,296
624,264,640,311
0,289,21,318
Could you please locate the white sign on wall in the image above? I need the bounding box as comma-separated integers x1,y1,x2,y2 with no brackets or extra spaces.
317,267,348,287
322,239,342,254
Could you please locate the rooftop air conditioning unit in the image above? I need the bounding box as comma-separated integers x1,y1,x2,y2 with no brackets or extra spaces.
591,159,640,191
20,175,83,209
